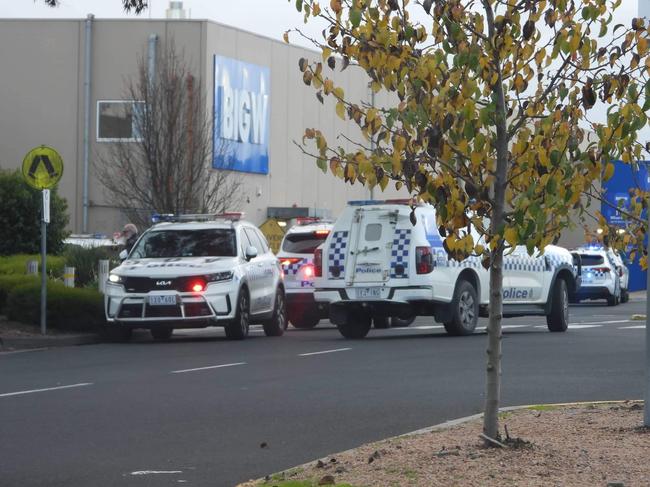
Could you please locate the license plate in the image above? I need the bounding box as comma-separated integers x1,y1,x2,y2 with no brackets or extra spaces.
355,287,381,299
148,294,177,306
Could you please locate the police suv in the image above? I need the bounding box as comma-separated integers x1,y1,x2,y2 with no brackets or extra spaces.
571,245,622,306
277,218,332,328
314,200,581,339
104,213,286,341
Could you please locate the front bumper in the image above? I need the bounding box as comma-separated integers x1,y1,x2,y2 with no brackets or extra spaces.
104,282,235,324
575,285,614,300
314,286,438,305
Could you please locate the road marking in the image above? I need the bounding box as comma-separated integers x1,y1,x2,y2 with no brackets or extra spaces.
130,470,183,476
535,324,602,329
573,320,632,325
299,348,351,357
620,325,646,329
0,382,92,398
410,325,443,330
170,362,246,374
0,347,49,356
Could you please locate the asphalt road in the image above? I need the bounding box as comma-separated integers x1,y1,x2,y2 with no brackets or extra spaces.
0,300,647,487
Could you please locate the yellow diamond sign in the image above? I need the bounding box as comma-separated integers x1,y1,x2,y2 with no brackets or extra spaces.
21,145,64,190
259,218,285,254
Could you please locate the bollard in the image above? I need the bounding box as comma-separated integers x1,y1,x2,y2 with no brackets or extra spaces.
63,266,75,288
98,260,109,294
26,260,39,275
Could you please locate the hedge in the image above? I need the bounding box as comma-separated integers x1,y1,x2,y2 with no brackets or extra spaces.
5,280,105,332
62,245,119,288
0,274,39,312
0,254,65,278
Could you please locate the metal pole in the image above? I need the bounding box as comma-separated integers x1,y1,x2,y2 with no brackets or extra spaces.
40,192,47,335
645,190,650,426
369,87,375,200
82,14,94,233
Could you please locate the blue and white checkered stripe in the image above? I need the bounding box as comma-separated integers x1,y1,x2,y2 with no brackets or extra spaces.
390,229,411,279
448,256,482,269
283,258,312,276
503,256,546,272
328,231,348,279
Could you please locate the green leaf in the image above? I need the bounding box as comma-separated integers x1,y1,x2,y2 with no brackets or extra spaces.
350,8,362,28
295,0,303,12
317,157,327,173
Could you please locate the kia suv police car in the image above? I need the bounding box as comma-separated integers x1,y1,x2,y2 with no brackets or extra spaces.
277,218,332,328
571,246,621,306
103,214,286,341
314,200,581,339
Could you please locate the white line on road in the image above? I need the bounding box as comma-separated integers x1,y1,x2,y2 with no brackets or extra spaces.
170,362,246,374
0,382,93,398
620,325,646,329
130,470,183,476
572,320,633,325
299,348,351,357
535,324,602,329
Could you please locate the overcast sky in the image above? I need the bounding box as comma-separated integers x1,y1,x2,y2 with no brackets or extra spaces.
0,0,642,48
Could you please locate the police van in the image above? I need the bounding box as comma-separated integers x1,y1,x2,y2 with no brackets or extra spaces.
277,218,332,328
314,200,581,339
103,213,286,341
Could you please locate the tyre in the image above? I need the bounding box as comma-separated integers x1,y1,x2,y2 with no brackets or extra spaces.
103,326,133,343
373,316,391,329
150,326,173,341
337,312,371,339
289,312,320,329
621,289,629,303
444,279,478,336
225,288,250,340
391,316,415,327
546,278,569,332
606,292,619,307
263,289,287,337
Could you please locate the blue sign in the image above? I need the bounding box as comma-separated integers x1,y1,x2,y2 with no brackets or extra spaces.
213,55,270,174
602,160,649,291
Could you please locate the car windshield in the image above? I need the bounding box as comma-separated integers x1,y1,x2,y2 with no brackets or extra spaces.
282,232,328,254
130,229,237,258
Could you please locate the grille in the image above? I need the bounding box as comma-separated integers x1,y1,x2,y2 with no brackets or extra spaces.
184,302,212,317
123,276,199,293
144,305,183,318
118,303,143,318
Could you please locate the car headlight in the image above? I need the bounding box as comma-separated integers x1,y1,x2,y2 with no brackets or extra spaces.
108,274,124,284
206,271,234,283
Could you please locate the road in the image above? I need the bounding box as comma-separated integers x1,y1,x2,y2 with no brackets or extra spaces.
0,300,646,487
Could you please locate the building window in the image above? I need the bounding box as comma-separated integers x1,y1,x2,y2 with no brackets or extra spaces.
97,101,143,142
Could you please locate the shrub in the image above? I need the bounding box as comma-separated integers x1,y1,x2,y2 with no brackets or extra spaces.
63,245,120,288
0,274,39,312
0,170,69,255
5,280,105,332
0,254,65,278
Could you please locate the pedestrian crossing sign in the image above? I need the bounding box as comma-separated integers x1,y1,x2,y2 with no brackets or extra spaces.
21,145,64,190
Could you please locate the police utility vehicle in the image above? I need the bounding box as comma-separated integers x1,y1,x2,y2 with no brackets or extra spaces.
571,245,624,305
104,213,286,341
314,200,581,339
277,218,332,328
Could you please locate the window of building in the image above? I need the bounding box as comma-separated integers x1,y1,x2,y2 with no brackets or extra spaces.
97,101,144,142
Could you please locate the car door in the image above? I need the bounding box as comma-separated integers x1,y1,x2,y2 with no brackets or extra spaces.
503,245,545,303
239,228,262,315
253,228,278,309
244,228,274,313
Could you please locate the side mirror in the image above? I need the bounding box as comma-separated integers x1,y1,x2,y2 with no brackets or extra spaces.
245,246,258,261
119,249,129,261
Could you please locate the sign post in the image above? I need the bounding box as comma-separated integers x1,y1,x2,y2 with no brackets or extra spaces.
21,146,64,335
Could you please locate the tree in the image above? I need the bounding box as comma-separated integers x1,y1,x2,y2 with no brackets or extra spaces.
0,170,69,255
291,0,650,442
42,0,148,13
95,41,244,229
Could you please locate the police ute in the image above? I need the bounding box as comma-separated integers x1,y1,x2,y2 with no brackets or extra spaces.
314,200,581,339
277,217,332,328
103,213,286,341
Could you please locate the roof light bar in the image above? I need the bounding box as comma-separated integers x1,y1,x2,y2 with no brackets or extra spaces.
151,212,245,224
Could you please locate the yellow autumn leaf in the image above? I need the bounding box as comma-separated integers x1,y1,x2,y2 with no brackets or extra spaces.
366,108,377,124
335,101,346,120
333,87,344,100
321,47,332,61
504,227,518,247
604,162,615,179
639,37,648,56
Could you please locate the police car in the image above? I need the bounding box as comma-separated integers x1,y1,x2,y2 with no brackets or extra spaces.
103,213,286,341
571,245,622,306
314,200,581,339
277,218,332,328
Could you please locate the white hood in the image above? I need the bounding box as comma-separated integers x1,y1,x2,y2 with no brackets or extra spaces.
115,256,237,277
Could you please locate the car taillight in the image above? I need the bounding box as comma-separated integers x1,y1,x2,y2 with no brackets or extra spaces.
416,246,434,274
314,248,323,277
314,230,330,237
302,264,315,278
189,279,206,293
592,267,610,273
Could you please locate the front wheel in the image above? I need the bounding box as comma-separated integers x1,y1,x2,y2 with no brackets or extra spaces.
263,289,287,337
444,280,478,336
373,317,391,329
547,279,569,332
337,312,371,339
621,289,629,303
289,312,320,329
225,289,250,340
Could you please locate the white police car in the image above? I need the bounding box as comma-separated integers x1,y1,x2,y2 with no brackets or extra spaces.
103,213,286,341
277,218,332,328
571,246,622,306
314,200,581,339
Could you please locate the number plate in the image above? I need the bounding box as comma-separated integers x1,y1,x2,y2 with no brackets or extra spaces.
355,287,382,299
148,294,177,306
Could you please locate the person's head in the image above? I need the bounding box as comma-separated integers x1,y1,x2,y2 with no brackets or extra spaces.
122,223,138,239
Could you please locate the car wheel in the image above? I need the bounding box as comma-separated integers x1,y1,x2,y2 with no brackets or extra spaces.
150,326,173,341
225,288,250,340
606,293,618,307
391,316,415,327
621,289,629,303
444,279,478,336
263,289,287,337
373,316,391,329
289,311,320,329
103,326,133,343
337,312,371,339
547,278,569,332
